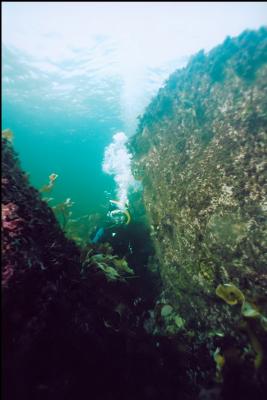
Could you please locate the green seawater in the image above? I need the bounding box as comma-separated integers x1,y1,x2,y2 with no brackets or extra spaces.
2,106,117,218
2,49,125,221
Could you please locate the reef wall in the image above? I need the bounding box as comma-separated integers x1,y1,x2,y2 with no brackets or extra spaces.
2,137,82,399
130,28,267,339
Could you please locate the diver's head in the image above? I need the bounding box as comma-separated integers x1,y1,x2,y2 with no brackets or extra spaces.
107,209,127,225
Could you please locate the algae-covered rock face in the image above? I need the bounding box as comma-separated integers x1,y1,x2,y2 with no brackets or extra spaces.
130,28,267,337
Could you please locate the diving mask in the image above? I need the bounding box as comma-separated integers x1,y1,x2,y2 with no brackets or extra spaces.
108,209,127,225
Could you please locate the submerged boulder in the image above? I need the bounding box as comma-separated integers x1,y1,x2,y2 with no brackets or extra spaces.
130,28,267,343
2,137,82,399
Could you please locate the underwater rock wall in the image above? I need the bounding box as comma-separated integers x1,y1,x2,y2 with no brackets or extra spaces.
2,138,82,398
130,28,267,337
2,140,81,288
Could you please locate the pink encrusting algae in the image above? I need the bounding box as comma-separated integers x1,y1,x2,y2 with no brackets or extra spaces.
2,202,24,287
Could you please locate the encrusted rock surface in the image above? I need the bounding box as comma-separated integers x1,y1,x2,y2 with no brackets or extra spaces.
130,28,267,340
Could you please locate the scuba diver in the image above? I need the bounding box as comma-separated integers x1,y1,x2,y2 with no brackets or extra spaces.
90,200,133,257
90,198,157,303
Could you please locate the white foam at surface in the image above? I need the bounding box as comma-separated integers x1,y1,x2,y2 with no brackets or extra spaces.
102,132,137,207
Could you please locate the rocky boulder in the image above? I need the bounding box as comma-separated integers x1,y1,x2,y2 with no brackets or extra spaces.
130,28,267,345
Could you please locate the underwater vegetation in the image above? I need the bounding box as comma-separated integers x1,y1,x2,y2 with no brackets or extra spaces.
216,283,245,305
81,243,134,282
216,283,267,370
52,197,75,229
40,172,59,193
2,128,14,142
40,172,92,242
2,200,24,287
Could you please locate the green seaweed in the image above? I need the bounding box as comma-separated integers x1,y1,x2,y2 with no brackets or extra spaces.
81,248,134,282
216,283,266,369
215,283,245,305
